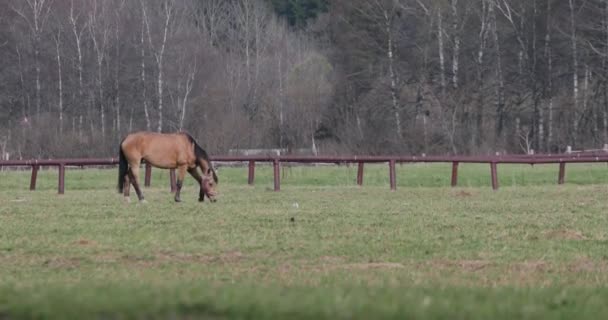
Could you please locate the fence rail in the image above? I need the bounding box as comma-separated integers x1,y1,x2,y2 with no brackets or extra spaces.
1,154,608,194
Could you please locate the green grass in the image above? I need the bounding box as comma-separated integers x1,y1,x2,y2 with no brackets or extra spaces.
1,163,608,319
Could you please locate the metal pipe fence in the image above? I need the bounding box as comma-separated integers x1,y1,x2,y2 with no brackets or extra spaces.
1,154,607,194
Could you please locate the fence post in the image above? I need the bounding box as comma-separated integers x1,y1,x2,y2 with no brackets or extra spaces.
357,162,364,186
248,160,255,185
169,169,177,193
490,162,498,190
451,162,459,187
144,163,152,187
58,164,65,194
30,165,39,190
389,160,396,191
558,162,566,185
273,159,280,191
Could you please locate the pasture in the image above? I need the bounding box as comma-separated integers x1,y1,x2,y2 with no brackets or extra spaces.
1,163,608,319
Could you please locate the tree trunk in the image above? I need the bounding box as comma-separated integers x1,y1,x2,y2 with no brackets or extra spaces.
54,29,63,134
143,2,171,133
605,0,608,143
88,1,109,138
114,22,121,136
69,0,85,138
451,0,460,90
437,9,446,97
278,56,285,148
16,46,30,119
178,70,195,131
544,0,553,150
34,33,41,118
490,2,505,141
475,0,489,148
97,58,105,137
532,0,542,151
140,11,151,132
569,0,579,147
384,9,401,138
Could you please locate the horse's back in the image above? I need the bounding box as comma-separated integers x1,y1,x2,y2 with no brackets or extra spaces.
121,132,193,169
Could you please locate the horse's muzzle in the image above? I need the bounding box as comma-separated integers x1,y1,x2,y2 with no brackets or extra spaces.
206,191,218,202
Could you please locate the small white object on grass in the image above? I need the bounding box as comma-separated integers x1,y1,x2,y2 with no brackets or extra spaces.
292,202,299,209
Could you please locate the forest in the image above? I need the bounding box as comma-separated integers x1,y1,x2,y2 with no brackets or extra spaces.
1,0,607,158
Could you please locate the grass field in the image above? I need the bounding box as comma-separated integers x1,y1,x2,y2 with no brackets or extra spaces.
1,163,608,319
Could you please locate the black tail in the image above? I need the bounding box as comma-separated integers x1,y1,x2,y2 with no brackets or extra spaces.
117,145,128,193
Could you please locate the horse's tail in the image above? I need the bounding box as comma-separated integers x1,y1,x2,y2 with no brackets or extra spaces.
117,144,128,193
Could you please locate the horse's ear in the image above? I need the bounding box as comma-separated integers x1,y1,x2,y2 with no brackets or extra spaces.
206,168,211,174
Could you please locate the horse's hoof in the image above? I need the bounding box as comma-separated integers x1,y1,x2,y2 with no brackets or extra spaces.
139,199,147,204
124,197,131,203
199,197,205,202
175,198,181,203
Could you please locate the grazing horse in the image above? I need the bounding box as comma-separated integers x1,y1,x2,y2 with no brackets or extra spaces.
117,131,218,203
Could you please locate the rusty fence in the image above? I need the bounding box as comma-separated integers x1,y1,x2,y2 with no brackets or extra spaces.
1,154,608,194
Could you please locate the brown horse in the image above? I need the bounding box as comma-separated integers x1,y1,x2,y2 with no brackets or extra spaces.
117,131,218,203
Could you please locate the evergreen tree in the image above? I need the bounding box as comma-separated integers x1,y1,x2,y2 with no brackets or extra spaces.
268,0,328,27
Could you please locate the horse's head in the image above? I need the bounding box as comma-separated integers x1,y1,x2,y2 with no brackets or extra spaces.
202,168,218,202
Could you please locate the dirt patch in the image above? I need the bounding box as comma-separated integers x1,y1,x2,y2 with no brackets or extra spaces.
73,238,98,246
427,259,492,272
310,259,404,272
118,250,247,267
567,257,608,273
319,256,345,264
454,191,473,197
511,260,549,273
42,257,82,269
344,262,404,270
277,263,292,275
543,229,586,240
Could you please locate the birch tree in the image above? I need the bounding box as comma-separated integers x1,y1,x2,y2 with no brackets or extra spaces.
569,0,580,146
69,0,86,138
88,0,111,137
11,0,52,118
142,0,173,132
52,26,63,134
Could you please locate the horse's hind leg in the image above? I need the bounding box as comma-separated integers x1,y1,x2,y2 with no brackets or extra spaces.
123,174,131,201
174,165,187,202
128,163,145,202
188,168,204,202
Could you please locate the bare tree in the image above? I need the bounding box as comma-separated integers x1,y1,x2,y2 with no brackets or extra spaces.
142,0,173,133
52,26,63,134
88,0,111,137
569,0,580,146
604,0,608,143
139,3,151,131
112,0,126,136
11,0,52,118
474,0,491,148
490,0,506,141
543,0,554,150
69,0,86,139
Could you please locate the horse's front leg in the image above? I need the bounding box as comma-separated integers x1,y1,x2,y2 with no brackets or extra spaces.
187,168,205,202
175,165,187,202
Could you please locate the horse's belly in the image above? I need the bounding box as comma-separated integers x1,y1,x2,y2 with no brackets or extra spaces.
142,154,178,169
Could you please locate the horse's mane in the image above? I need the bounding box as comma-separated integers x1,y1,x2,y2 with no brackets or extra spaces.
182,132,218,183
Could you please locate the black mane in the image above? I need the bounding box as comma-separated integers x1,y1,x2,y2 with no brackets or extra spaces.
182,132,218,183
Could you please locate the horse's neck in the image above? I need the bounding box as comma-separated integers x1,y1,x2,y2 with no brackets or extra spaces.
199,159,210,172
